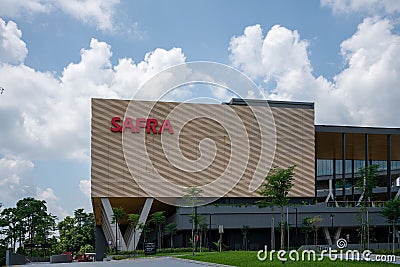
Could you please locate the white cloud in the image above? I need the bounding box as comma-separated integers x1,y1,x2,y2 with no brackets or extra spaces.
0,19,186,210
124,22,147,41
0,157,35,205
0,0,51,18
261,25,311,83
79,179,91,198
55,0,119,32
0,0,119,32
36,187,68,219
333,17,400,126
229,24,265,79
321,0,400,15
229,20,400,127
0,20,186,161
0,18,27,64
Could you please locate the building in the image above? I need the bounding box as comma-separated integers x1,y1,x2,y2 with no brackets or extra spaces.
91,98,400,259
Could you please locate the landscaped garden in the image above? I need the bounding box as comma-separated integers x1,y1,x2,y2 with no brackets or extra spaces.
177,251,393,266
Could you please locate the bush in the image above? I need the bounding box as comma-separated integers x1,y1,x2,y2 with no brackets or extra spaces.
113,255,131,260
79,244,94,254
109,250,144,256
157,247,210,253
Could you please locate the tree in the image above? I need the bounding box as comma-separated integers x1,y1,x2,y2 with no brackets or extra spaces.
199,217,208,252
309,215,323,247
241,225,249,251
138,222,152,250
0,207,19,250
300,217,313,245
165,222,177,249
356,164,378,249
257,166,295,250
58,209,95,253
0,198,56,257
127,213,140,252
380,198,400,253
183,187,203,255
150,211,166,249
111,207,125,252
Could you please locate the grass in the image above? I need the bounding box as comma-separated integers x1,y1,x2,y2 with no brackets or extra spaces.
177,251,394,267
113,252,192,260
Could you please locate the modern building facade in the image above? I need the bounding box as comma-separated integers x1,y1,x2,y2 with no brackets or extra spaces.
91,98,400,259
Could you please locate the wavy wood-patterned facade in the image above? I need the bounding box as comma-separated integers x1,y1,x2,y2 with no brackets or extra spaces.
91,99,315,201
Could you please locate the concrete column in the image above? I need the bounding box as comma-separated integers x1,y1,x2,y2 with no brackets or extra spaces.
323,227,332,246
127,197,154,250
101,198,127,251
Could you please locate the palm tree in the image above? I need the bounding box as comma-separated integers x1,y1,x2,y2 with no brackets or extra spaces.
165,222,177,249
150,211,166,249
138,222,151,250
199,218,208,252
183,187,203,255
127,213,140,252
111,207,125,252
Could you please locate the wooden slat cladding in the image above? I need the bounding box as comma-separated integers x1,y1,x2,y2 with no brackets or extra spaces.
91,99,315,199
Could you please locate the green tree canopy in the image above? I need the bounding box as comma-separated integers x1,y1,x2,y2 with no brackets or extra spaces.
111,207,125,252
165,222,177,248
58,209,95,253
128,213,140,251
356,164,379,202
150,211,166,249
0,197,56,256
380,198,400,253
257,166,295,250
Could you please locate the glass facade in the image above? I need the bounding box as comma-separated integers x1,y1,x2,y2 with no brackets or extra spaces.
317,159,400,177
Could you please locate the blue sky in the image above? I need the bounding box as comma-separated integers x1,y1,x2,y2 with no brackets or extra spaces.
0,0,399,219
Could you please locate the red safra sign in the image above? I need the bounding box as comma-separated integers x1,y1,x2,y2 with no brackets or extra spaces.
110,117,174,134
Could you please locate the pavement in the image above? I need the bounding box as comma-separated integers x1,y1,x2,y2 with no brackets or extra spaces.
25,257,234,267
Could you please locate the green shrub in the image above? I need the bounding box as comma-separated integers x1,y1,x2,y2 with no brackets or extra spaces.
157,247,210,253
79,244,94,254
113,255,130,260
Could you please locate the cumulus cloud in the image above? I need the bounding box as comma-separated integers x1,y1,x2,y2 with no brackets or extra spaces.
333,17,400,126
55,0,119,32
0,157,35,205
0,0,119,32
229,24,265,79
321,0,400,15
229,19,400,127
0,19,186,208
0,18,27,64
0,20,186,161
36,187,68,219
79,179,91,198
0,0,51,18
